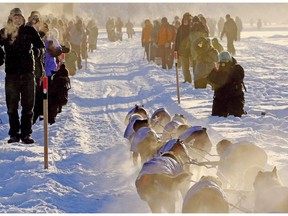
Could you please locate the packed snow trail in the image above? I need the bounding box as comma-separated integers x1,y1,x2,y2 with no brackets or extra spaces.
0,27,288,213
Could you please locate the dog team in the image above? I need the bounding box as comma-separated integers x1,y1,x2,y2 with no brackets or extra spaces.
123,104,288,213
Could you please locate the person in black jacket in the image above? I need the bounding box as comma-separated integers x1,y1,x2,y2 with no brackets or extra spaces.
207,51,245,117
26,11,46,124
0,8,45,144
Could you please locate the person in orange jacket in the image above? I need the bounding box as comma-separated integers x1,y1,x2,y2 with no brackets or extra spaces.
157,17,173,69
141,19,153,62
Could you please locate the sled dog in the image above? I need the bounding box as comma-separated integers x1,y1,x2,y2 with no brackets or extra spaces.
182,176,229,213
124,104,149,125
216,140,267,189
130,126,161,165
135,141,191,213
150,107,171,134
253,166,288,213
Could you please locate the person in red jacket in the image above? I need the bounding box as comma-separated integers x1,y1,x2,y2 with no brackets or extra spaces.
157,17,173,69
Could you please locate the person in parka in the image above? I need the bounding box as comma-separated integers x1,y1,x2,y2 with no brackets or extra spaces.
45,27,62,77
125,19,134,39
69,18,84,69
151,20,161,62
87,19,99,52
157,17,173,69
235,16,243,41
188,16,209,74
193,37,218,89
211,37,224,53
26,11,47,124
174,12,192,83
64,41,78,76
141,19,153,62
207,51,245,117
220,14,237,55
0,8,45,144
48,63,71,124
115,17,124,41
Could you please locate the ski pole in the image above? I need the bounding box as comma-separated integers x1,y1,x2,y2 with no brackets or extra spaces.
174,51,180,104
43,75,49,169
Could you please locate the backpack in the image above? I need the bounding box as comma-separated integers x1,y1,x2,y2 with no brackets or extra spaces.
232,64,247,92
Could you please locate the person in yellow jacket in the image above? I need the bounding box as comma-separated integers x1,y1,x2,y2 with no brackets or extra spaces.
157,17,173,69
141,19,153,62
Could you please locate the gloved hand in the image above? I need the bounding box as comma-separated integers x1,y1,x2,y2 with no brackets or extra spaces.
165,42,170,48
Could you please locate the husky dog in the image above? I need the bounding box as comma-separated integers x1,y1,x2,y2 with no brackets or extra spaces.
123,114,145,141
161,114,187,141
253,167,288,213
179,126,212,159
150,107,171,134
176,124,191,138
182,176,229,213
178,126,213,180
216,140,267,189
135,140,191,213
130,126,162,165
157,139,191,166
124,104,149,125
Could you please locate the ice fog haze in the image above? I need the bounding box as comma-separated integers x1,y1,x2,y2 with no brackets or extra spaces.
0,3,287,27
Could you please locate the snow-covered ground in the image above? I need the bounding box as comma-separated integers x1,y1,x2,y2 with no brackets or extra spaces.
0,24,288,213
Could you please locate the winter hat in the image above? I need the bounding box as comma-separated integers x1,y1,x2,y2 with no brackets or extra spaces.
218,51,232,63
182,12,192,24
144,19,151,25
10,8,24,18
8,7,25,24
28,10,40,22
161,17,168,23
183,12,191,19
192,16,200,23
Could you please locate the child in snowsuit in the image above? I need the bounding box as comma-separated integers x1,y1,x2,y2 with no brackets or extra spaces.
207,51,245,117
49,64,71,124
